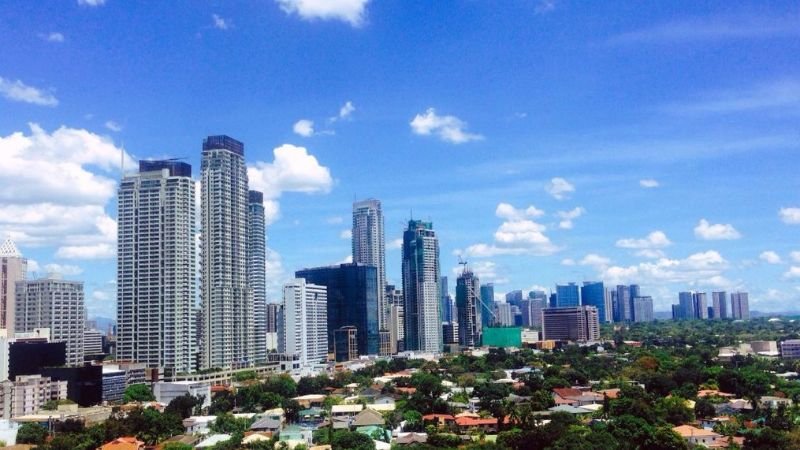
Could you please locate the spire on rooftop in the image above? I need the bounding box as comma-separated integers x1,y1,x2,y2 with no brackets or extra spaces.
0,238,22,258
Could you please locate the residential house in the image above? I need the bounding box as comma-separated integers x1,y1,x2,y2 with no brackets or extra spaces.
98,437,144,450
672,425,722,447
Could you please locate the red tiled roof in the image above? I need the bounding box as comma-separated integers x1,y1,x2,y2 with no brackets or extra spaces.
553,388,582,398
455,417,498,427
423,414,454,420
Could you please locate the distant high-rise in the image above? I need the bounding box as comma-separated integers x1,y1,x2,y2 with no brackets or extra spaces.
352,199,387,332
479,284,495,327
265,302,281,351
693,292,708,319
678,292,694,320
0,239,26,336
505,290,523,307
542,306,600,342
117,160,195,375
731,292,750,320
248,190,268,365
282,279,327,367
632,297,654,322
494,303,514,326
402,220,442,352
556,283,580,308
16,276,85,366
456,270,482,347
440,276,453,323
580,282,607,323
712,291,727,319
333,326,358,362
615,285,631,322
520,298,545,328
386,285,404,353
296,263,379,356
200,135,253,369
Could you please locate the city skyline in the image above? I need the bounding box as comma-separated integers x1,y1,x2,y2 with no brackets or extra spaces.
1,1,800,319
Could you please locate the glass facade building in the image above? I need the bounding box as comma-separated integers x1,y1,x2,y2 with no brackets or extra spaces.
580,281,607,323
555,283,580,308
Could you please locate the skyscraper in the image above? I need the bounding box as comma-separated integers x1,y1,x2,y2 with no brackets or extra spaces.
117,160,196,375
440,276,453,323
0,239,26,336
200,135,253,369
479,283,495,327
542,306,600,342
555,283,580,308
693,292,708,319
402,220,442,352
711,291,727,319
615,285,631,322
520,298,545,328
505,290,523,307
494,303,514,326
248,190,267,365
352,199,387,332
296,263,379,356
580,282,607,323
386,285,404,353
16,276,85,366
731,292,750,320
282,279,327,367
632,297,654,322
455,269,482,347
678,292,694,320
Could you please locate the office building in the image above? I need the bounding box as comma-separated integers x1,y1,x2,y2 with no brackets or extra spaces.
153,381,212,410
693,292,708,320
117,159,196,375
248,191,268,365
542,306,600,342
520,298,545,328
282,279,328,367
440,277,452,323
629,284,641,300
333,326,358,362
455,269,482,347
555,283,580,308
296,263,379,356
494,303,514,326
505,290,523,307
632,297,654,322
265,303,281,351
401,220,442,352
84,329,104,358
352,199,387,331
712,291,727,319
614,285,631,322
603,288,614,323
479,284,495,327
200,135,254,369
677,292,695,320
0,239,26,336
731,292,750,320
0,375,67,418
15,276,85,366
580,282,607,323
102,366,126,403
41,365,102,407
387,286,404,353
780,340,800,360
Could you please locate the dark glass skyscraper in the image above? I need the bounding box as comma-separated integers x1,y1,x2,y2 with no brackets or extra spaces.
555,283,580,308
296,263,379,356
580,281,606,323
456,270,482,347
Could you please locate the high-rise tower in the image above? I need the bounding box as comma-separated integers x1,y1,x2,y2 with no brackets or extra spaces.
248,190,267,365
352,199,387,331
117,160,196,374
456,269,482,347
401,220,442,352
0,238,26,336
200,135,253,369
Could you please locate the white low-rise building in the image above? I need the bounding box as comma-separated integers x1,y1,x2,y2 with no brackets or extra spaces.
153,381,211,409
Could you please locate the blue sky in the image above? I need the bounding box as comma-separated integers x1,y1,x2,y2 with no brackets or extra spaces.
1,0,799,318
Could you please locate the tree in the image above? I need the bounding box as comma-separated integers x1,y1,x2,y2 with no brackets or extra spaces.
694,397,716,419
403,410,423,432
282,398,301,423
655,396,693,426
163,443,194,450
743,428,793,450
210,413,252,434
124,383,155,402
330,430,375,450
16,423,48,445
165,394,202,419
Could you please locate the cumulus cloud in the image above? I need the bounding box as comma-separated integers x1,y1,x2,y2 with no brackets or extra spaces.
694,219,742,240
275,0,370,27
331,101,355,121
759,251,782,264
635,249,667,259
43,263,83,276
784,266,800,280
639,178,659,188
293,119,315,137
212,13,231,30
388,238,403,250
561,258,576,266
460,203,558,257
545,177,574,200
452,260,508,284
616,230,672,249
600,250,729,287
556,207,585,229
791,251,800,263
410,108,483,144
0,77,58,106
40,32,65,43
579,253,611,270
104,120,122,132
247,143,333,225
780,207,800,224
56,243,115,259
265,247,290,301
339,229,352,240
495,203,544,220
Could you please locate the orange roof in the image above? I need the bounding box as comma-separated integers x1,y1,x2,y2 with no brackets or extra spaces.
455,416,498,426
598,388,620,399
99,436,145,450
552,388,582,398
423,414,454,420
395,387,417,394
211,385,230,393
697,390,735,398
672,425,721,438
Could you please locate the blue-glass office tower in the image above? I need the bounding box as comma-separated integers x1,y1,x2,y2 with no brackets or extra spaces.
555,283,580,308
440,276,453,323
295,263,379,356
479,283,494,327
580,281,606,323
678,292,695,320
614,285,631,322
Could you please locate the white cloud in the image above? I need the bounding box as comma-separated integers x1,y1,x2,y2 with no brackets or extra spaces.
212,14,231,30
388,238,403,250
78,0,105,6
275,0,370,27
326,216,344,225
43,263,83,276
600,250,729,287
56,243,115,259
338,101,355,120
545,177,574,200
293,119,315,137
791,251,800,263
452,260,508,284
665,79,800,115
780,207,800,224
247,143,333,225
636,249,666,259
336,255,354,265
461,203,558,258
694,219,742,240
339,229,352,240
92,290,110,301
556,207,585,229
409,108,483,144
561,258,575,266
40,32,65,43
495,203,544,220
616,230,672,249
579,253,611,269
639,178,659,188
0,77,58,106
759,251,782,264
104,120,122,132
265,247,289,301
784,266,800,280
